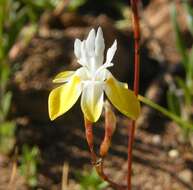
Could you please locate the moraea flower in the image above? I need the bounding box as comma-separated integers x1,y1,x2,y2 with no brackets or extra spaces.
48,27,140,122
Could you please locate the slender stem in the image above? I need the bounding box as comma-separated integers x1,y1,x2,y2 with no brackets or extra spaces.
127,121,135,190
84,117,124,189
131,0,140,96
95,159,126,190
128,0,140,189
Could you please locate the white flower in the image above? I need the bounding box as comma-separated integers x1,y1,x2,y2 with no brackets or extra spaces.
48,27,140,122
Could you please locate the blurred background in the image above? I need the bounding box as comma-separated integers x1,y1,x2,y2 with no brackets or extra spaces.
0,0,193,189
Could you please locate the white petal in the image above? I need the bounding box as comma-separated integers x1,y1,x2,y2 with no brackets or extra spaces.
106,40,117,64
94,65,112,81
81,40,86,57
79,40,88,66
75,67,89,80
74,39,81,58
95,27,105,57
81,81,104,122
95,68,108,81
86,29,95,56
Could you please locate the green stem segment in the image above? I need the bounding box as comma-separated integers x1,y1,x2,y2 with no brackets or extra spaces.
138,95,193,130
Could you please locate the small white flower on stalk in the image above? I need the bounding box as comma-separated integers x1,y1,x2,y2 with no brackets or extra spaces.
48,27,140,122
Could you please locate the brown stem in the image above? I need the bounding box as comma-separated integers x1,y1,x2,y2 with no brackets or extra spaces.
84,117,125,189
127,121,136,190
131,0,140,95
95,159,126,190
128,0,140,190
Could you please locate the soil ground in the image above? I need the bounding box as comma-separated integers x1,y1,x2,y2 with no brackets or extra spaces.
0,0,193,189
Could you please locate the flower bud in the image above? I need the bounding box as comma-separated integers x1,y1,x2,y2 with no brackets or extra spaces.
84,117,94,151
100,101,116,157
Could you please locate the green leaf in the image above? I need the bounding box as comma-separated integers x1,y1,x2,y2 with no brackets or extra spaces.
183,1,193,35
19,145,39,187
68,0,87,11
28,176,37,187
4,9,27,54
0,121,15,137
0,63,10,87
187,47,193,90
138,95,193,130
76,169,108,190
0,121,15,154
167,88,181,116
1,91,12,117
176,77,192,106
171,4,189,70
0,110,4,122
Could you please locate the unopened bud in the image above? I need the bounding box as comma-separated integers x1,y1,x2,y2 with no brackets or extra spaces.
100,101,116,157
84,117,95,158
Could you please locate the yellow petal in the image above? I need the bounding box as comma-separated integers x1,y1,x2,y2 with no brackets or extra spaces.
105,77,140,120
81,82,104,122
53,71,75,83
48,76,81,120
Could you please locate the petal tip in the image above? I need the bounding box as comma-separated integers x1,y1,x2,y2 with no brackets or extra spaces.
84,114,100,123
97,27,103,38
114,39,117,45
49,115,56,121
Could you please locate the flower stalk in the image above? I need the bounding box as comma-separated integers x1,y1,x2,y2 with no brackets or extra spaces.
84,113,125,190
128,0,140,189
95,159,126,190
